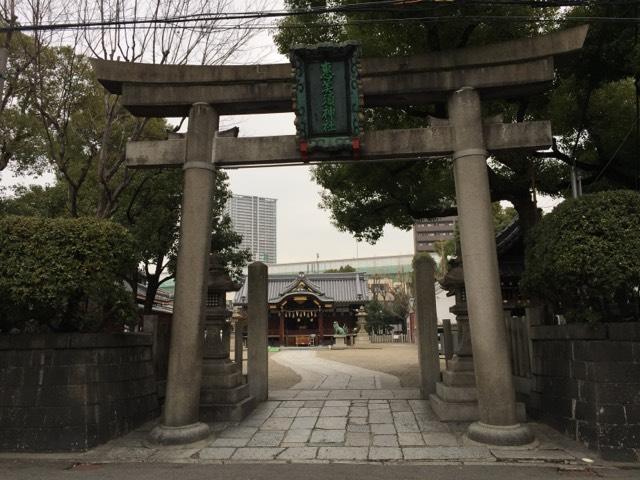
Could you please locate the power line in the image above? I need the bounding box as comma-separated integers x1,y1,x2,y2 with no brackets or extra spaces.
2,1,640,34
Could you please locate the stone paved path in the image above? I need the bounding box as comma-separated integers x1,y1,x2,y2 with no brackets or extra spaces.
68,349,603,466
271,350,401,390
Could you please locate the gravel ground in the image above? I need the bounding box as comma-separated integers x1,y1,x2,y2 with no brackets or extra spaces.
315,344,421,388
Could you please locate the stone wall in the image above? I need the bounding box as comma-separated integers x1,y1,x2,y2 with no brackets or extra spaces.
529,323,640,461
0,333,159,452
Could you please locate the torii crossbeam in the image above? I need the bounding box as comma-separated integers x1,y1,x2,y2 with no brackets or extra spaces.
91,25,588,447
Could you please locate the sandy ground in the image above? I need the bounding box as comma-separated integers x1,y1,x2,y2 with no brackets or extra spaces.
261,344,436,390
268,352,302,390
316,344,420,388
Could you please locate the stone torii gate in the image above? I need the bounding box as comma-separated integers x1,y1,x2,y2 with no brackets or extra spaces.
91,25,587,447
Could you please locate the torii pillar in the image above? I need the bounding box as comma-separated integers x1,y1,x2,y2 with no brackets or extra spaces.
449,87,533,446
150,103,218,445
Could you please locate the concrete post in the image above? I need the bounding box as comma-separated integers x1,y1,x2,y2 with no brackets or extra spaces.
442,319,454,361
448,87,533,446
150,103,218,445
413,253,441,397
248,262,269,402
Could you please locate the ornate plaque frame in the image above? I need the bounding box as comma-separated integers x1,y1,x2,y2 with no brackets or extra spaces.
290,41,363,160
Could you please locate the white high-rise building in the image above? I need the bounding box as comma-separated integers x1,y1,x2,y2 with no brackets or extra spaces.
224,195,277,264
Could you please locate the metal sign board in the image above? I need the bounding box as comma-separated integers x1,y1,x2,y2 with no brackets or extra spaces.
290,41,363,159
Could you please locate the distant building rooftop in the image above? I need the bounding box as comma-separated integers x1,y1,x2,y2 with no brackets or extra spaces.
234,271,369,306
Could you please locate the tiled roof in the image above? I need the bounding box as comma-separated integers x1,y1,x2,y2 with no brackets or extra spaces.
233,271,370,306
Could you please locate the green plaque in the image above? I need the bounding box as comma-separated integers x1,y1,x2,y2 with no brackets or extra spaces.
290,41,363,158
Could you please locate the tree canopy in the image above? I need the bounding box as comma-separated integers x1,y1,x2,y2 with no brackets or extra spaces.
0,22,252,314
274,2,640,241
521,190,640,323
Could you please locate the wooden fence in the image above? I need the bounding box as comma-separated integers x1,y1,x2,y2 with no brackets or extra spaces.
369,333,412,343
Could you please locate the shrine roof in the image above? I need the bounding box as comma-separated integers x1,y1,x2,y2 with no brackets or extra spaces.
233,271,369,306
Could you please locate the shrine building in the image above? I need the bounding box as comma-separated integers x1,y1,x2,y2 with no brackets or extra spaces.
234,271,369,347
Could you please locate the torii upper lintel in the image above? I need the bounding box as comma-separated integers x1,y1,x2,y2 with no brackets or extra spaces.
90,25,588,118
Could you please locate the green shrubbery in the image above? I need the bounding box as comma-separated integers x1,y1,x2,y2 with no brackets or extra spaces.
0,216,137,333
521,190,640,323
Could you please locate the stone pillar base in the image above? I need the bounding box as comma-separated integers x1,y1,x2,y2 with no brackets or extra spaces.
149,422,210,445
430,355,528,423
466,421,535,447
201,359,254,422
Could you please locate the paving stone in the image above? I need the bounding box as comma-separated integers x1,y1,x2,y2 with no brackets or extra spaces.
248,431,285,447
402,446,493,461
325,400,351,407
416,418,451,433
352,400,368,405
373,434,399,447
368,403,391,411
368,400,387,404
240,415,269,427
317,447,369,460
392,389,421,399
199,448,236,460
256,401,281,411
304,400,324,407
408,399,430,411
316,417,347,430
398,433,425,446
277,447,319,460
209,437,249,447
232,447,284,460
369,447,403,460
310,429,345,444
149,448,200,461
280,442,309,448
291,417,317,429
347,423,370,433
369,410,394,424
393,412,420,433
422,433,459,447
220,426,258,439
296,390,330,400
490,449,577,462
261,417,294,431
297,407,321,417
348,417,368,425
389,400,411,412
272,407,299,417
371,423,396,435
270,390,297,400
327,390,362,400
349,407,368,417
362,390,393,399
283,429,312,443
345,432,371,446
281,401,305,408
320,406,349,417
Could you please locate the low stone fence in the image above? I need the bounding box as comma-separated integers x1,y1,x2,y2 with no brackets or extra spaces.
529,322,640,461
0,333,159,452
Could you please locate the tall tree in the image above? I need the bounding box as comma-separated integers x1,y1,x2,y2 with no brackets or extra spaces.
274,2,639,241
1,0,265,309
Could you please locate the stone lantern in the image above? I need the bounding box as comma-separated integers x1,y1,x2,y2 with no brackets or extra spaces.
200,253,253,421
355,306,371,346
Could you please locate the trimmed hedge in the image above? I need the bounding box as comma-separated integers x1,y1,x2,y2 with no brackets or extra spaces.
521,190,640,323
0,216,136,333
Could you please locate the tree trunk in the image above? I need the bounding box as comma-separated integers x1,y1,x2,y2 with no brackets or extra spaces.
143,277,159,315
511,194,540,236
